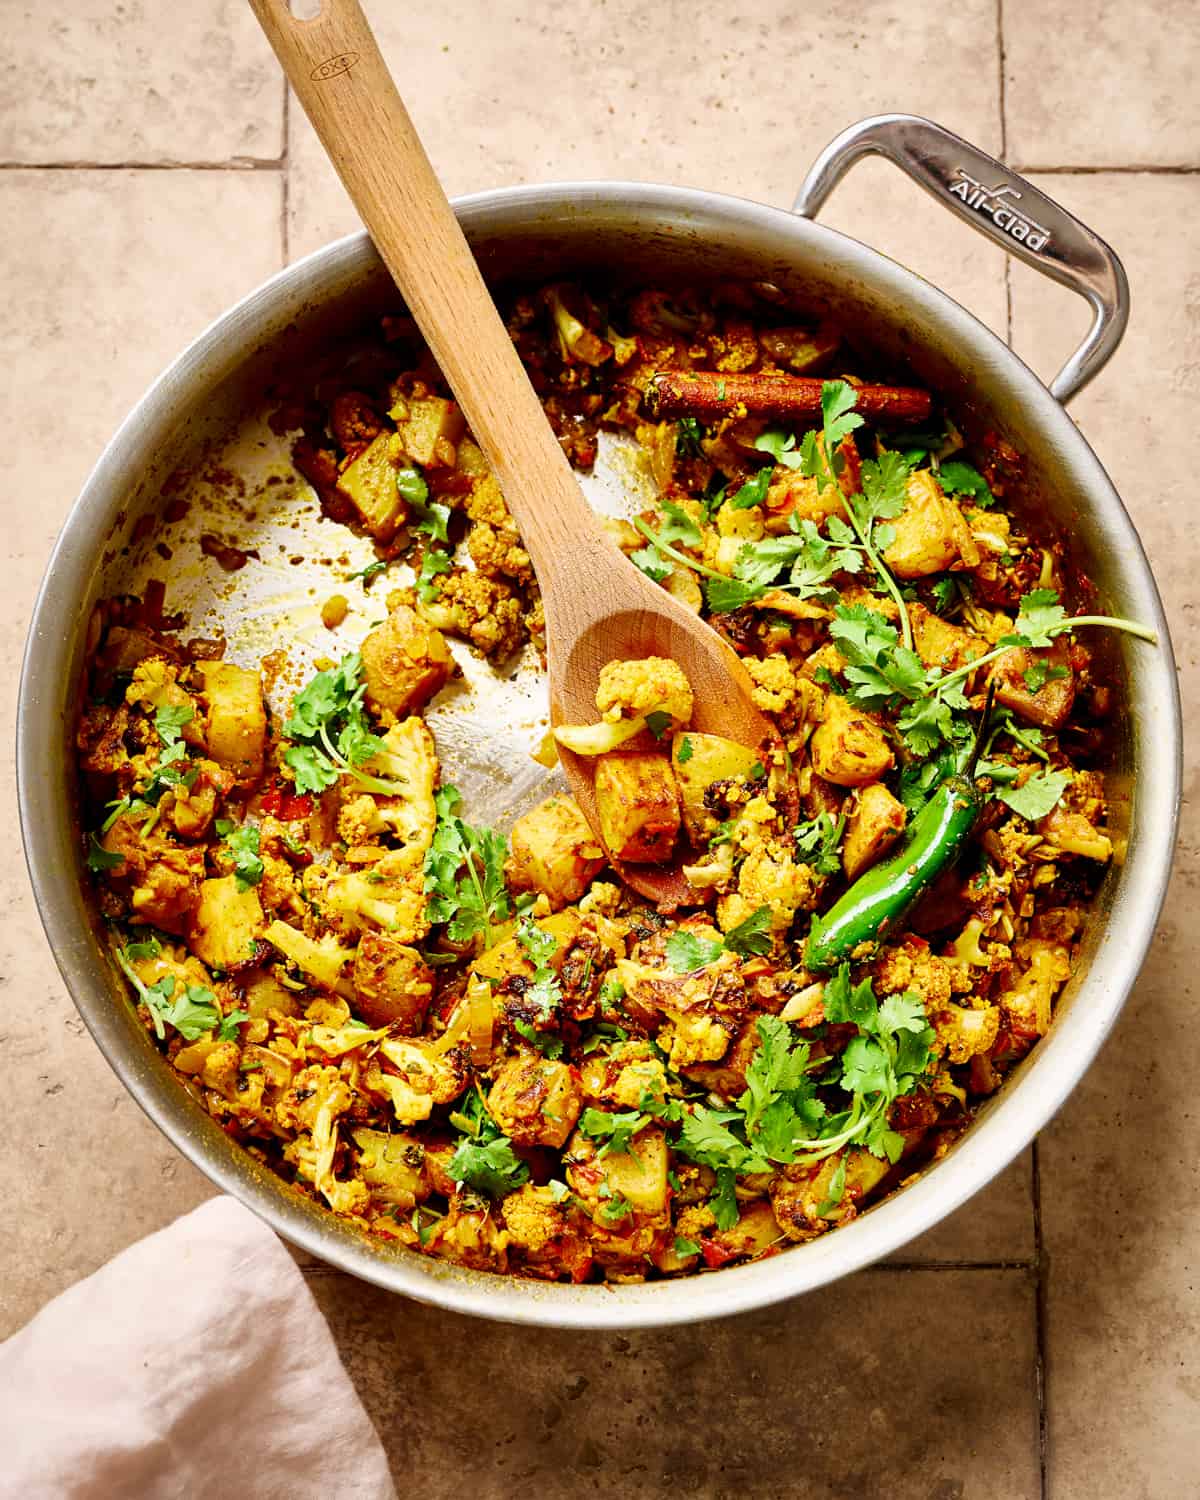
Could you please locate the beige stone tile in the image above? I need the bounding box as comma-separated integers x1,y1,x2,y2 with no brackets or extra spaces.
0,168,282,1338
1009,173,1199,1497
1005,0,1200,169
0,1,282,164
307,1266,1040,1498
287,0,1003,301
891,1150,1034,1264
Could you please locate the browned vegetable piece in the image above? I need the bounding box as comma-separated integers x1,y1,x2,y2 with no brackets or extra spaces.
391,395,465,467
352,930,435,1033
487,1055,582,1149
336,432,407,540
842,783,907,880
186,875,265,972
99,818,205,934
330,390,384,451
504,794,606,911
810,694,894,788
759,322,841,373
882,472,982,579
911,603,987,674
360,602,454,723
990,638,1076,729
197,661,266,788
644,370,932,425
594,751,681,864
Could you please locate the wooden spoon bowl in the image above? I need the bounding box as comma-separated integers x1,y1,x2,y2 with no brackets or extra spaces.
250,0,783,906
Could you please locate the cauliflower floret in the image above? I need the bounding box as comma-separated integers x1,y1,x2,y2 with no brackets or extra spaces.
124,659,205,746
277,1064,368,1216
263,919,355,996
1001,938,1071,1047
417,569,525,659
595,657,694,726
465,475,532,582
579,1041,669,1110
717,841,817,934
372,1036,470,1125
303,857,429,943
744,654,798,715
933,1002,1001,1064
501,1184,568,1256
346,717,438,870
874,944,956,1010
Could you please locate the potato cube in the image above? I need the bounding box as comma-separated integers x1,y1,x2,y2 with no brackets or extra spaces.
197,661,266,787
187,875,264,972
360,603,453,723
883,471,981,579
351,1128,429,1205
336,432,406,540
990,639,1076,729
394,396,465,467
565,1126,669,1218
842,783,906,880
670,731,761,843
352,930,434,1032
487,1055,582,1149
810,693,894,787
594,751,681,863
505,795,606,911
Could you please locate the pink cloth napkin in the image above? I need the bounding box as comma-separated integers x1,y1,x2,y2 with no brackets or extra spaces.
0,1196,397,1500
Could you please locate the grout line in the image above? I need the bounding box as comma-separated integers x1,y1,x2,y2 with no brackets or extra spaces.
996,0,1007,159
1012,163,1200,176
281,78,291,267
1032,1141,1050,1499
0,157,285,172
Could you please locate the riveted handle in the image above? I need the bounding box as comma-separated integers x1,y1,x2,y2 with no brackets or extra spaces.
793,114,1129,404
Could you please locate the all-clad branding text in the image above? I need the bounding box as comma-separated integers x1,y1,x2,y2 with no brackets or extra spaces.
949,170,1050,251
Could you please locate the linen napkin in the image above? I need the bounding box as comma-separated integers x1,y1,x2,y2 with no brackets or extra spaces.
0,1195,397,1500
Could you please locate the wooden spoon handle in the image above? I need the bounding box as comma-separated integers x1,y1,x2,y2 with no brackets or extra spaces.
248,0,608,577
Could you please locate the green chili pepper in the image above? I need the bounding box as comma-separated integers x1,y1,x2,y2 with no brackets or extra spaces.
804,774,982,973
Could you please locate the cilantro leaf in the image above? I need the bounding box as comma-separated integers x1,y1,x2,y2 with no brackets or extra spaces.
704,574,765,613
447,1090,530,1199
665,930,725,973
723,905,774,957
995,769,1071,822
830,605,927,710
284,743,339,795
710,1168,740,1230
676,416,705,457
396,468,452,542
578,1107,649,1157
423,786,513,948
1022,660,1070,695
658,499,703,549
937,460,994,508
676,735,694,764
821,379,866,449
645,709,673,740
728,468,773,511
674,1235,702,1258
754,427,804,470
214,818,264,891
347,558,389,586
86,833,124,872
793,811,845,876
154,703,194,748
815,1155,848,1217
858,450,911,524
416,546,453,603
740,1017,811,1137
631,545,672,583
218,1009,250,1043
1012,589,1068,648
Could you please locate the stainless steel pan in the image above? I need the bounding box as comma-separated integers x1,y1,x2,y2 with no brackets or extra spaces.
17,116,1180,1328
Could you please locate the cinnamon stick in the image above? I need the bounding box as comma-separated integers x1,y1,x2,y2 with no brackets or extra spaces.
644,370,933,425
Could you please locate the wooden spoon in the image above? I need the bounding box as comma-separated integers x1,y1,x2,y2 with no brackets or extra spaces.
249,0,781,907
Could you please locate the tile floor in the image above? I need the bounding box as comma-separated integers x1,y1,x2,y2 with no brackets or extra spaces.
1,1,1196,1494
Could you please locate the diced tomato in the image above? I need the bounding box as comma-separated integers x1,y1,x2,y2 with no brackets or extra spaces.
261,784,313,820
701,1239,740,1269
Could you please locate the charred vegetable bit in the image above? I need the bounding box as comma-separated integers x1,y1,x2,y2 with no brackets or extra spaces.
78,277,1160,1284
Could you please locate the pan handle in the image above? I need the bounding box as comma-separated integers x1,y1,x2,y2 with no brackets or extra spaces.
792,114,1129,405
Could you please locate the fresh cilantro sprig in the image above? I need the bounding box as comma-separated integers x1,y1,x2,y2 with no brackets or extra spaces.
215,818,264,891
995,768,1072,822
423,785,512,948
798,382,916,650
115,941,224,1042
447,1089,529,1199
578,1107,652,1157
281,652,410,797
794,810,846,875
514,917,563,1034
397,467,452,543
937,460,994,508
664,907,774,974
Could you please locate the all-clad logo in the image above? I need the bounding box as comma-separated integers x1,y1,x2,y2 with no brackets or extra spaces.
949,169,1051,251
